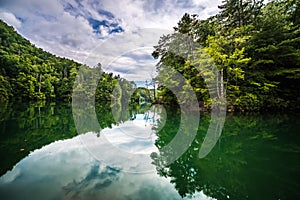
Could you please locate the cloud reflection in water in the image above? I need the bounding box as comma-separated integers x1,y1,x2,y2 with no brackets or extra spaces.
0,109,213,200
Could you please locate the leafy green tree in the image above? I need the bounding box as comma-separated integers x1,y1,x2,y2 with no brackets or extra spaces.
153,0,299,111
0,20,130,103
0,75,11,101
245,0,300,110
217,0,264,28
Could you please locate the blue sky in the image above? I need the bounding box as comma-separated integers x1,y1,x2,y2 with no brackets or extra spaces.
0,0,222,81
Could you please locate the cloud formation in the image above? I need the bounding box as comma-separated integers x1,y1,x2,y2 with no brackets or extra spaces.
0,11,22,28
0,0,222,80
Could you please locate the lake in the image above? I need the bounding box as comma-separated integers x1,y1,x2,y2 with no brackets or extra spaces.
0,102,299,200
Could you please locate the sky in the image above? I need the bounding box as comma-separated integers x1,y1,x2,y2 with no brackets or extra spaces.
0,0,223,82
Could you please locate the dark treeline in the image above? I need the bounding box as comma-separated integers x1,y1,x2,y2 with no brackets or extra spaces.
153,0,300,111
0,20,135,103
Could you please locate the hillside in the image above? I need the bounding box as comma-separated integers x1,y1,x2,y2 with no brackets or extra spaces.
0,20,126,102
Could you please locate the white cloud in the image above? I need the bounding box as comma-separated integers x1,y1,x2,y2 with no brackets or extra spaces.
99,0,222,30
107,48,157,81
0,11,22,28
81,28,169,82
0,0,222,79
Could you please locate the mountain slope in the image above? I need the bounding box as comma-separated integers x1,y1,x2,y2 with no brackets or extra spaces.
0,20,123,102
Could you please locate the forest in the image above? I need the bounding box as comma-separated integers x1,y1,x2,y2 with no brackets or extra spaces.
153,0,300,111
0,0,299,112
0,19,135,103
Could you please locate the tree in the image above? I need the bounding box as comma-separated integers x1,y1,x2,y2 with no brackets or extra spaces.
0,75,11,101
0,20,129,102
245,0,300,110
152,0,299,111
217,0,264,29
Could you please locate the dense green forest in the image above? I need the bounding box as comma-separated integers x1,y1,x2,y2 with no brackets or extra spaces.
153,0,300,111
1,0,299,112
0,19,135,102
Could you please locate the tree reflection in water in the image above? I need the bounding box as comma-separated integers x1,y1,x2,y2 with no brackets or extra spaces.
151,108,300,200
0,102,299,199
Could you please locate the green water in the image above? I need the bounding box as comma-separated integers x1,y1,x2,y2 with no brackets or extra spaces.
0,102,299,200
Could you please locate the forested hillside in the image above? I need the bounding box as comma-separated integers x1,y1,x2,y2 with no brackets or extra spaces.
1,0,299,112
0,20,132,102
153,0,300,111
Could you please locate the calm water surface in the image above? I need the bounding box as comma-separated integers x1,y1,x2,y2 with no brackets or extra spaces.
0,102,299,200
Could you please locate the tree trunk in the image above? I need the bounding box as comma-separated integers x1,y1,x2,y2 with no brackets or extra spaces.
220,69,224,101
39,74,41,93
217,70,220,99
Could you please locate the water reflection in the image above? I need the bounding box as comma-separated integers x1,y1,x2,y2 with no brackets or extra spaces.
78,104,166,173
0,102,163,174
0,102,299,200
152,112,300,199
0,102,77,176
0,131,212,200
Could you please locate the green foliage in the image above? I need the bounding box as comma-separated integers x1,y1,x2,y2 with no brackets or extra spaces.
0,20,130,103
0,75,11,101
217,0,264,28
153,0,300,111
